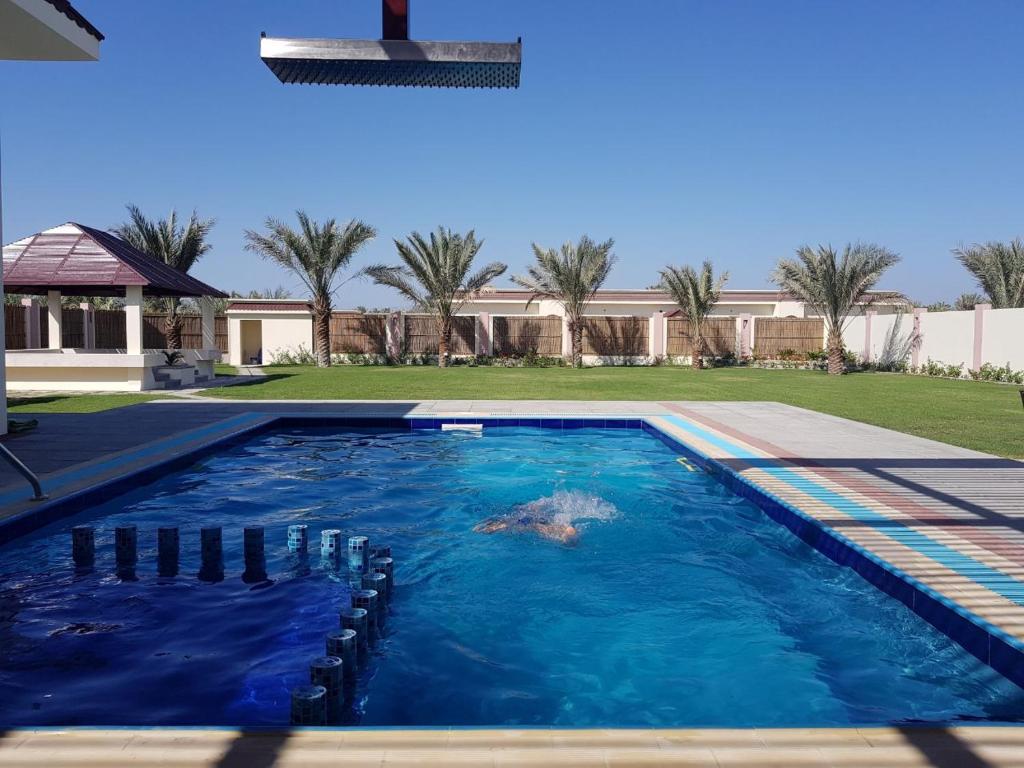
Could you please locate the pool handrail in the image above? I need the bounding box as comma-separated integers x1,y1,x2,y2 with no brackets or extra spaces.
0,443,47,501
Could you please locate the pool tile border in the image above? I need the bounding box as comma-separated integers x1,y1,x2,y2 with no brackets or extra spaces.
2,412,1023,695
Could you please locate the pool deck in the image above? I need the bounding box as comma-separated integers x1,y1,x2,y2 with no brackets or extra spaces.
1,398,1023,767
3,726,1024,767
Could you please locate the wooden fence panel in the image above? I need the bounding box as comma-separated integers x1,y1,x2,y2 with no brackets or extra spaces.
137,313,229,351
36,307,86,348
330,313,387,355
582,316,649,356
753,317,825,357
492,316,562,356
95,309,127,348
4,305,26,349
403,314,475,355
61,308,84,348
143,314,166,348
666,317,737,357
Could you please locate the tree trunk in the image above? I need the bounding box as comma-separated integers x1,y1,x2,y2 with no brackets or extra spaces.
826,326,845,375
691,333,704,370
313,298,331,368
164,312,182,351
571,320,584,369
437,317,451,368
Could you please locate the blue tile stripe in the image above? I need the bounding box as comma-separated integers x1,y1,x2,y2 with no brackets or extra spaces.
660,414,1024,606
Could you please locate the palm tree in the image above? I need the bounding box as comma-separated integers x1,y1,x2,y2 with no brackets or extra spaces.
366,228,506,367
772,243,903,375
511,236,615,368
244,212,376,367
953,292,986,311
659,261,728,369
113,205,215,349
952,240,1024,308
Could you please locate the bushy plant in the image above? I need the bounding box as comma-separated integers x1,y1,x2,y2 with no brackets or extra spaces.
271,344,317,365
161,350,185,366
969,362,1024,384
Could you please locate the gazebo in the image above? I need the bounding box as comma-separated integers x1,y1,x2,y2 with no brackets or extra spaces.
2,222,227,391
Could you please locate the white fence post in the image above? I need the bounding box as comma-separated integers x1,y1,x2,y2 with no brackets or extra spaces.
912,308,927,369
972,303,991,372
386,311,403,359
863,310,876,363
739,314,752,358
476,311,491,356
650,311,665,358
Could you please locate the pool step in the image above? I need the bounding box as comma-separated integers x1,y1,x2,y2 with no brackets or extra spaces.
441,423,483,432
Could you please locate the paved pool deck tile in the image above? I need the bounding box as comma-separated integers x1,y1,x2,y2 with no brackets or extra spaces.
1,398,1023,766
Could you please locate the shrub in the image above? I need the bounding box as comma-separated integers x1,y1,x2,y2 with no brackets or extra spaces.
271,344,317,365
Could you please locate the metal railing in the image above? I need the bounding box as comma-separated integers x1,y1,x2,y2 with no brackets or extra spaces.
0,443,47,501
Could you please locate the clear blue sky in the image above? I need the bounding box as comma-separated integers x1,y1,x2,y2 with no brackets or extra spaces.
2,0,1021,307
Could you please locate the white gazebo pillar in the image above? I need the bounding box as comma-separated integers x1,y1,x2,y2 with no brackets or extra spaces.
125,285,144,354
79,302,96,349
200,297,216,351
47,290,63,350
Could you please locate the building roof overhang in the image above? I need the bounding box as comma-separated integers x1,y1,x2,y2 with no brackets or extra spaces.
0,0,102,61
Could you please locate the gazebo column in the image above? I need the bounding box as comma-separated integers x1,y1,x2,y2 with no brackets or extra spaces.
47,290,63,350
200,297,216,351
125,286,144,354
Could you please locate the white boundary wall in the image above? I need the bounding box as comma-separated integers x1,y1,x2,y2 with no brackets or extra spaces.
843,306,1024,371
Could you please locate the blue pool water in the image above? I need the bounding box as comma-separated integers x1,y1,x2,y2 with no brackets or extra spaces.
0,425,1022,727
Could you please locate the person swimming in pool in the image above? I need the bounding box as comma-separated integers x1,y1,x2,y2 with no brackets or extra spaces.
473,511,580,544
473,490,617,545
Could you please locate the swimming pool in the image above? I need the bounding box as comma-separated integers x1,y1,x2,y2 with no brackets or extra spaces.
0,422,1022,727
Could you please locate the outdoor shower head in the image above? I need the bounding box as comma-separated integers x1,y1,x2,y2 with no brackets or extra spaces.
259,1,521,88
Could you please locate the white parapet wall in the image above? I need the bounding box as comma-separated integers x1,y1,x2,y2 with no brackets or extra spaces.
5,348,220,392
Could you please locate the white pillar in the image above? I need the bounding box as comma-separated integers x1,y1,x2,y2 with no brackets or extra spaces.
80,302,95,349
125,285,144,354
47,290,62,350
200,297,216,350
227,316,242,366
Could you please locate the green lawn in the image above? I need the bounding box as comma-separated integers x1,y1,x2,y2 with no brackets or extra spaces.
205,365,1024,458
215,363,238,376
7,392,162,414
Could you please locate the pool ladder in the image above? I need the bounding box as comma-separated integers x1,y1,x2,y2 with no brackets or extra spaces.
0,443,47,501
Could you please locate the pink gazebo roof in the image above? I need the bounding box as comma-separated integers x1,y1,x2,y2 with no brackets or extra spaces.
2,222,227,298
